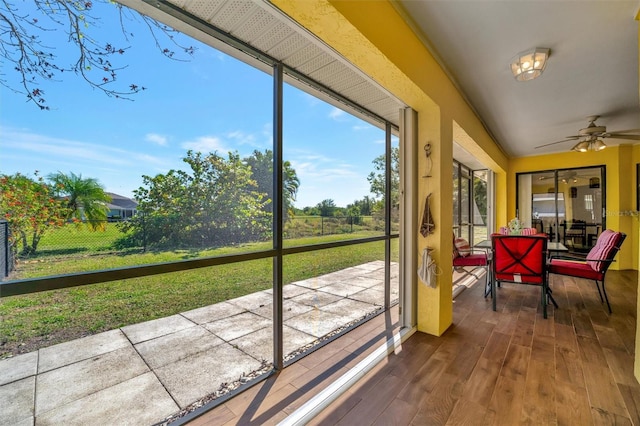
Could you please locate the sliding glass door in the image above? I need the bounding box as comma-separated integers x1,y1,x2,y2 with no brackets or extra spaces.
517,166,605,252
453,161,489,246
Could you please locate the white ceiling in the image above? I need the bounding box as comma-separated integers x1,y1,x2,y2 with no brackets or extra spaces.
398,0,640,158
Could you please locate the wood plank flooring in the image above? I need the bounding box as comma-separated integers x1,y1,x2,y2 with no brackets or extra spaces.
187,270,639,425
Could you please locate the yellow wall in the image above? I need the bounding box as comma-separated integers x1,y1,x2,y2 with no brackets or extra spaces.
272,0,508,336
272,6,638,390
634,8,640,386
509,146,638,270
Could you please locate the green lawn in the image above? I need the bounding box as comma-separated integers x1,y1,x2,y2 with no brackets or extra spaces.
1,233,398,358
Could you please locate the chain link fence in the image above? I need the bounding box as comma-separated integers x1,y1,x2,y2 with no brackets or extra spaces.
284,215,386,239
0,220,12,278
2,215,399,280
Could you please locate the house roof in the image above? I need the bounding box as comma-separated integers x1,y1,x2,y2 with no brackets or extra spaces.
106,192,138,210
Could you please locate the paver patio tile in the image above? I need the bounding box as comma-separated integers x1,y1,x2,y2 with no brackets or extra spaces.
2,261,396,425
135,326,224,369
285,309,346,338
204,311,271,341
227,290,273,311
347,287,385,305
317,281,368,297
291,290,342,308
36,372,178,426
121,314,195,344
294,276,336,290
263,283,313,299
38,329,129,373
353,260,386,272
251,299,315,320
181,301,246,325
349,276,385,289
5,418,32,426
283,326,319,357
230,325,317,361
155,343,263,408
321,298,380,323
0,351,37,386
334,266,374,277
0,376,34,426
35,345,148,415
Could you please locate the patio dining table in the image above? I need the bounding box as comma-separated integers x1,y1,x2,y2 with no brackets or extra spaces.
474,239,568,253
473,238,568,297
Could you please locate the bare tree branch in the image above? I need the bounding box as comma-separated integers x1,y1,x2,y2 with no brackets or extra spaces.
0,0,195,110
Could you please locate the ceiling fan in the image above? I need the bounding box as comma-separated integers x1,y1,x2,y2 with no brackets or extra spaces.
537,170,586,183
535,115,640,152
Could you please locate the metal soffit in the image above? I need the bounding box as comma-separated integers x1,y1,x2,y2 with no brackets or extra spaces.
121,0,406,128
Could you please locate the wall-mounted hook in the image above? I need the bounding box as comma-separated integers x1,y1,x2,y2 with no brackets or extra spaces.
423,142,432,178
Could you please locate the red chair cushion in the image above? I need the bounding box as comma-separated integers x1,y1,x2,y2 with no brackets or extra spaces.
549,259,604,281
548,259,604,280
586,230,621,272
453,253,487,267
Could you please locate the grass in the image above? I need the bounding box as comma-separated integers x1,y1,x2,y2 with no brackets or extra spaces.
1,234,398,357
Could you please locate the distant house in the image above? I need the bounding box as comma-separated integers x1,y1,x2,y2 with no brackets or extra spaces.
106,192,138,221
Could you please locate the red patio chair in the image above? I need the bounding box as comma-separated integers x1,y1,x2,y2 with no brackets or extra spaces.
548,229,626,313
452,234,490,297
492,234,555,318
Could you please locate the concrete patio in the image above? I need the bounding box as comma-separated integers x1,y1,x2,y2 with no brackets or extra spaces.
0,260,398,426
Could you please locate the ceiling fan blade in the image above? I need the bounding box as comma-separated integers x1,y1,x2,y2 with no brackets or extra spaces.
534,136,580,149
605,134,640,140
608,128,640,134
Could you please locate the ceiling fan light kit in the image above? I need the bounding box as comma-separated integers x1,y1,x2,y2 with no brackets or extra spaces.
571,138,606,152
535,115,640,152
510,47,549,81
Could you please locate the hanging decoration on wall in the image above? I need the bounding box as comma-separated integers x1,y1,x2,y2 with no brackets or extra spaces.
420,193,435,237
417,247,437,288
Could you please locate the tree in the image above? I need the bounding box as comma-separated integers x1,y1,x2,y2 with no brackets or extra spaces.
348,195,375,216
367,147,399,209
48,171,111,231
0,0,195,109
0,172,69,256
119,150,271,249
317,199,336,217
243,149,300,220
473,175,488,221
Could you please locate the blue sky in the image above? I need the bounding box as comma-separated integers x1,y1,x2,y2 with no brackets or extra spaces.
0,2,392,208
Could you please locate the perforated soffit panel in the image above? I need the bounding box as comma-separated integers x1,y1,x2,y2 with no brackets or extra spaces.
119,0,405,128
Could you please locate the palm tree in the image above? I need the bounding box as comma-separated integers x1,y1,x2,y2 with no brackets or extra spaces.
244,150,300,220
48,171,111,231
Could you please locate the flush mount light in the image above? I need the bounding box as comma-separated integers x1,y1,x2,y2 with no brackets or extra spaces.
510,48,550,81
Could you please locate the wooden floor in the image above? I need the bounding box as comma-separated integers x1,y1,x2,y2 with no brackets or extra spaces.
187,270,639,425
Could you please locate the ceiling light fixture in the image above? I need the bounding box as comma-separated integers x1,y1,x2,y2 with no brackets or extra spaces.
510,47,550,81
571,138,606,152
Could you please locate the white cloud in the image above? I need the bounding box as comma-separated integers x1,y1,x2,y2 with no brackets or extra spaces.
145,133,168,146
374,138,385,144
1,128,167,168
227,130,257,147
181,136,230,154
352,124,373,131
0,127,176,198
328,107,347,121
299,91,321,107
